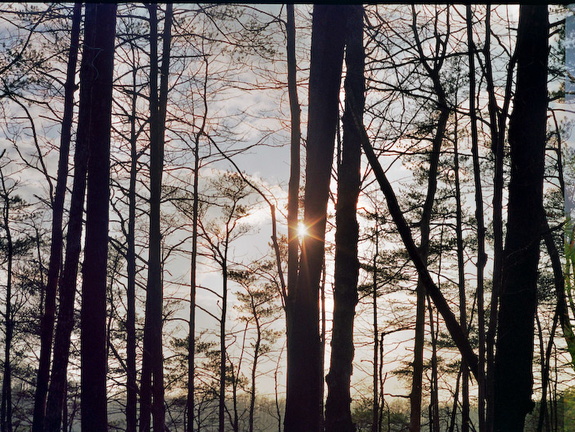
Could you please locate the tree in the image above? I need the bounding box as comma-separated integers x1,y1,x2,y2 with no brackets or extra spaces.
230,263,282,432
407,8,452,431
198,171,253,432
139,4,172,431
0,154,16,432
284,5,349,432
493,5,549,431
325,5,364,432
78,4,117,431
32,5,81,431
465,6,487,430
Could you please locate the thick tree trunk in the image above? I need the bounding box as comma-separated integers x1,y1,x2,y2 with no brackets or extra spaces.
484,7,517,428
325,6,364,432
493,5,548,431
140,5,172,431
79,4,117,432
44,5,112,431
32,6,81,431
284,6,348,432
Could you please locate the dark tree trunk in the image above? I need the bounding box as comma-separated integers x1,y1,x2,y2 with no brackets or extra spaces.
140,4,172,432
493,5,548,431
465,6,487,431
79,4,117,432
125,52,139,432
0,167,14,432
427,299,440,432
218,258,228,432
44,5,112,431
408,8,450,429
325,5,364,432
484,7,517,428
186,82,202,432
284,5,348,432
286,3,301,298
186,48,210,432
454,123,470,432
32,6,81,431
371,219,380,432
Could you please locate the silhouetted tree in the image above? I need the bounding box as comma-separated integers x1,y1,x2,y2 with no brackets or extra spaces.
493,5,549,431
325,5,364,432
78,4,117,431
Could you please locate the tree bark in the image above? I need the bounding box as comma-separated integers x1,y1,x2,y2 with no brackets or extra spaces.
32,6,81,431
0,165,14,432
44,5,113,431
284,5,348,432
465,6,487,431
371,218,380,432
286,3,301,298
325,5,364,432
484,7,517,427
453,121,470,432
186,67,204,432
493,5,548,431
140,4,172,431
79,4,117,432
125,49,139,432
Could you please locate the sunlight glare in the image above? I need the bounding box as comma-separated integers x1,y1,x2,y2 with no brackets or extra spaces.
297,221,308,239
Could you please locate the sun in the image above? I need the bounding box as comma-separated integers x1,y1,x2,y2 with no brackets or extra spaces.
297,221,308,239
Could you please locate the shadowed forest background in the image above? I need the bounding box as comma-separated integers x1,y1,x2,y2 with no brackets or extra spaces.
1,3,575,432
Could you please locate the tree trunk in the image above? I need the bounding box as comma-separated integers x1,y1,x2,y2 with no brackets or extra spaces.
248,316,262,432
0,166,14,432
427,298,440,432
79,4,117,432
408,8,450,429
44,5,111,431
32,5,81,431
140,5,172,431
372,218,380,432
453,119,470,432
218,257,228,432
484,7,517,428
465,6,487,431
493,5,548,431
286,3,301,297
325,5,364,432
125,49,139,432
284,6,348,432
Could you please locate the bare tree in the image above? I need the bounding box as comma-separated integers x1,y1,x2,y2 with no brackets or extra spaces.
78,4,117,431
139,4,173,432
32,5,81,431
284,5,349,432
325,5,364,432
493,5,549,431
